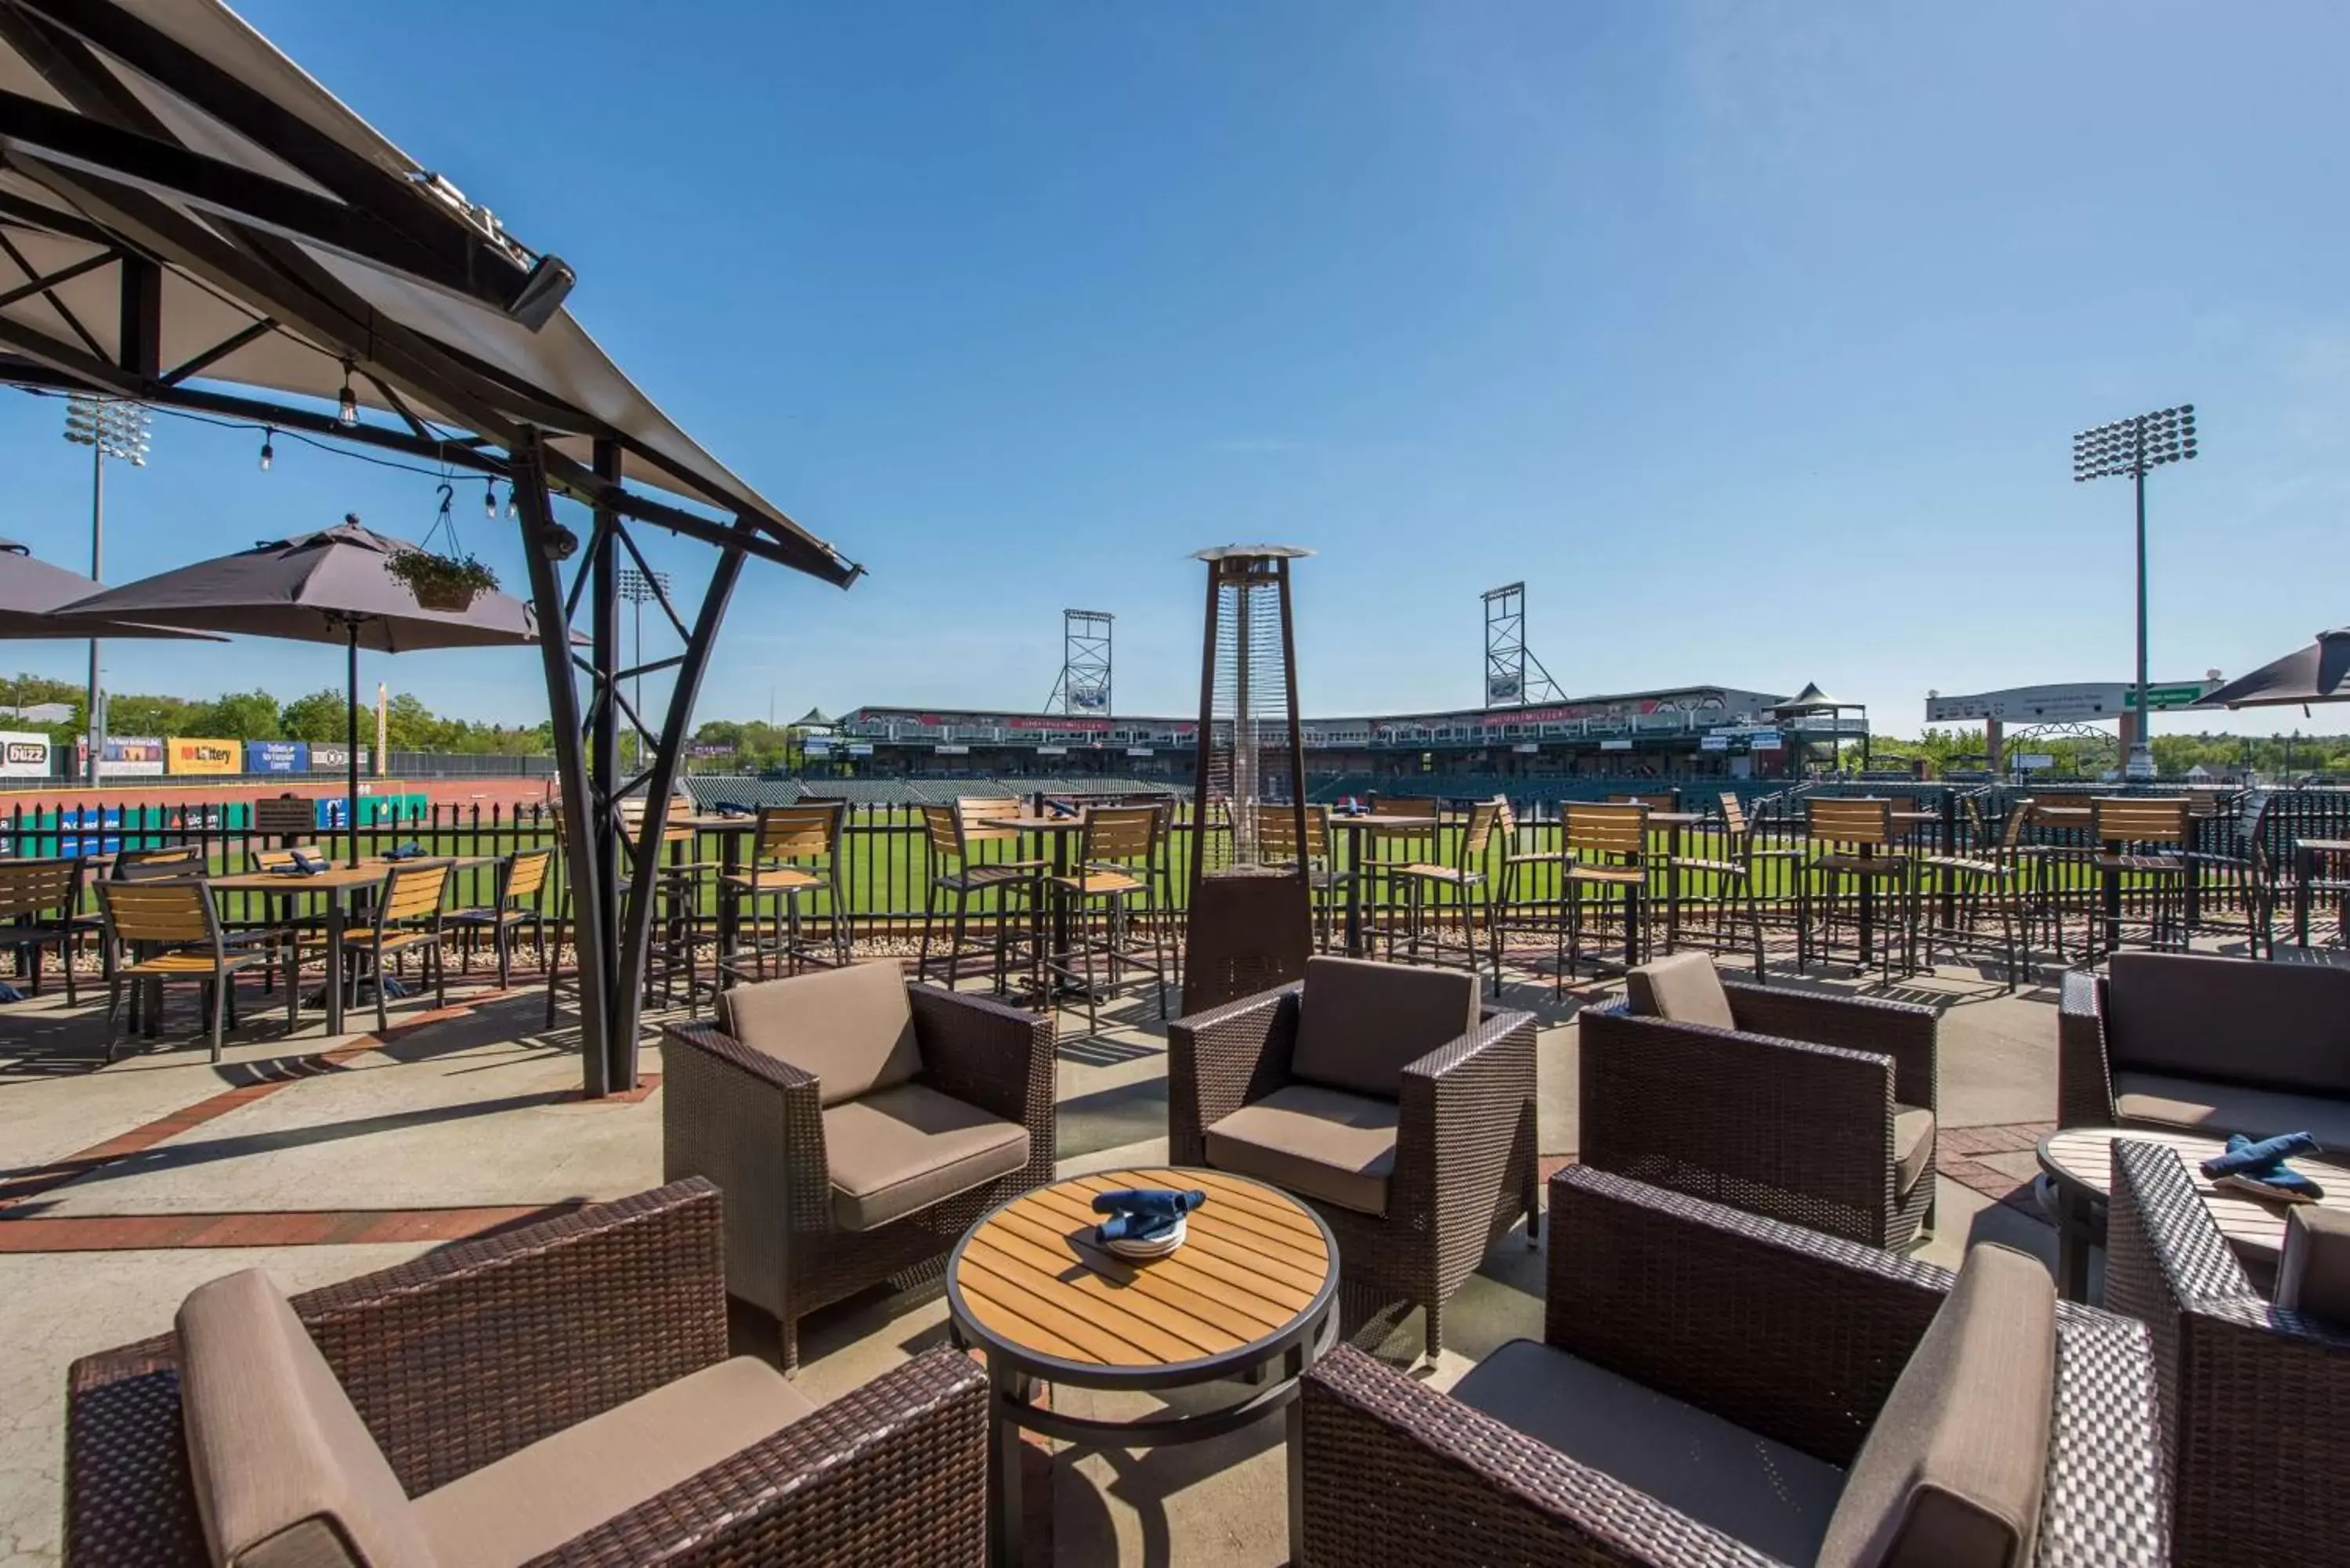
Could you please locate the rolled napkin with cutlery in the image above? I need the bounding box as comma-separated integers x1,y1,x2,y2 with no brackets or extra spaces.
2203,1132,2325,1203
1092,1187,1208,1247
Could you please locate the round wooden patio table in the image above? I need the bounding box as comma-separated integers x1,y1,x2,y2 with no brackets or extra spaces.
947,1165,1339,1567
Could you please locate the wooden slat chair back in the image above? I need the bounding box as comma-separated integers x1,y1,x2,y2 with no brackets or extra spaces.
920,803,964,860
1806,797,1894,848
503,847,554,904
754,802,844,864
1458,800,1504,862
1369,796,1441,833
1718,792,1752,837
99,879,216,945
1257,803,1330,864
380,863,451,924
0,858,78,919
1564,802,1648,859
1083,804,1160,866
112,844,202,882
249,844,324,873
955,797,1025,846
2093,797,2189,846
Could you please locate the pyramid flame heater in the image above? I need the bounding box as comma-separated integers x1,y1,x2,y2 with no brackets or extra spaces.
1183,545,1314,1013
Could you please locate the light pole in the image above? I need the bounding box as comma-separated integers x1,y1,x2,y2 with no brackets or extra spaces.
2073,404,2196,782
62,395,151,785
616,566,670,749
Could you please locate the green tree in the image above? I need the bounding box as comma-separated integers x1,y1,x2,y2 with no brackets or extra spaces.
187,688,284,740
279,688,353,742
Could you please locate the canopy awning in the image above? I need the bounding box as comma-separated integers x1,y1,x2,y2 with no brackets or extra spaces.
0,0,859,585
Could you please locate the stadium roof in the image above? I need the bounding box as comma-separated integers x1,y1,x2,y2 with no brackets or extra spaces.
0,0,856,583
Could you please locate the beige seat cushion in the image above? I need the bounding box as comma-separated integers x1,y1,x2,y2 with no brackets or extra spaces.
175,1269,438,1568
1204,1083,1397,1216
1289,956,1478,1100
823,1082,1029,1231
415,1357,814,1568
1817,1243,2055,1568
717,961,923,1107
2107,952,2350,1095
1625,951,1737,1032
2279,1206,2350,1328
1893,1104,1936,1200
2111,1071,2350,1152
1451,1338,1846,1564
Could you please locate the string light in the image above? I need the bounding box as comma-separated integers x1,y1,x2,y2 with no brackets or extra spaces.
336,359,359,428
258,426,274,471
483,479,499,519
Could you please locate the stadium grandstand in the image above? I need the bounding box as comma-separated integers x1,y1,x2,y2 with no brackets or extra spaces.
804,683,1865,795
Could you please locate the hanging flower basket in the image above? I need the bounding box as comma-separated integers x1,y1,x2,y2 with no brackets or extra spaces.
387,548,499,612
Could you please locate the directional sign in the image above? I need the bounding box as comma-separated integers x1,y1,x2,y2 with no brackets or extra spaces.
2123,685,2213,711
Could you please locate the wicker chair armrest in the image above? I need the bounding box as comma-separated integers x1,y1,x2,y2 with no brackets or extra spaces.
1395,1009,1538,1173
1166,984,1302,1165
63,1181,730,1566
534,1347,989,1568
1299,1342,1777,1568
910,983,1056,1133
2056,970,2119,1129
1723,981,1938,1111
661,1018,819,1095
1546,1166,1947,1466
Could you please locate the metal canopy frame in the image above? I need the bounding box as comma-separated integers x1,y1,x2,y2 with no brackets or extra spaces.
0,0,862,1095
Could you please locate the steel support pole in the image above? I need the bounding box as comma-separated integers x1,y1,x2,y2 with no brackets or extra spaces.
83,437,100,785
2131,449,2152,780
512,432,611,1099
345,623,360,866
591,440,624,1089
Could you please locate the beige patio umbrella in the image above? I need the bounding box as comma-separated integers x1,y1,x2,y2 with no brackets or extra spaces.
55,518,547,865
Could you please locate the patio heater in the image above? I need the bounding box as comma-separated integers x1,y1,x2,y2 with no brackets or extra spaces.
1184,546,1314,1013
2073,404,2196,781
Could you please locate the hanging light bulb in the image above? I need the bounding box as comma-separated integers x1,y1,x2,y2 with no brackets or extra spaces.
483,479,498,520
336,359,359,428
258,427,274,471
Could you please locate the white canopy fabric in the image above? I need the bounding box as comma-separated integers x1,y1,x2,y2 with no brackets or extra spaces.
0,0,857,583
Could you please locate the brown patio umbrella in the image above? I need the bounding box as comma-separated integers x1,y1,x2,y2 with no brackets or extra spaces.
0,538,225,640
55,518,548,864
2198,630,2350,710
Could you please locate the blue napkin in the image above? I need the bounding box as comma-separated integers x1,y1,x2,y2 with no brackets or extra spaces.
1091,1187,1207,1247
382,842,425,862
275,850,327,876
2203,1133,2323,1199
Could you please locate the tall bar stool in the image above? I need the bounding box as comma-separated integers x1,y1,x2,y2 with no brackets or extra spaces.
1363,794,1442,953
447,845,555,986
916,803,1036,992
1559,801,1650,988
1914,798,2032,990
1046,804,1170,1036
1797,797,1916,985
721,801,850,981
616,793,714,1005
2088,796,2191,963
1390,797,1505,990
1492,797,1573,977
1257,801,1351,952
1661,792,1780,979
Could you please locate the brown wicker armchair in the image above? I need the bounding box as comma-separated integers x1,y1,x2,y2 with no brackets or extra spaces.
2058,953,2350,1144
663,963,1055,1372
1167,956,1538,1360
2106,1136,2350,1567
1581,952,1940,1249
1299,1165,2167,1568
63,1179,989,1568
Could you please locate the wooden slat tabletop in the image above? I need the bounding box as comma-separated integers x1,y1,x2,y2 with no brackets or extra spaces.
952,1166,1332,1371
2040,1126,2350,1267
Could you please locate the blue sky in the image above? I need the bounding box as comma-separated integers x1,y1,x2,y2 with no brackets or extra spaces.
2,0,2343,738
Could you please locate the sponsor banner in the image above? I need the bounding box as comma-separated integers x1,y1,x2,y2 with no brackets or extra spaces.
2013,753,2056,771
0,730,49,777
801,738,832,754
167,737,240,775
1513,742,1539,754
246,740,309,774
1037,745,1067,756
847,742,873,757
309,743,370,772
1126,746,1154,757
1009,715,1110,732
935,743,970,755
1750,728,1784,750
687,742,736,758
1700,734,1730,751
99,735,164,777
1600,739,1632,752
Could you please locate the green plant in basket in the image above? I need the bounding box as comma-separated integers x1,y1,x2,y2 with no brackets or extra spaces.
387,547,500,612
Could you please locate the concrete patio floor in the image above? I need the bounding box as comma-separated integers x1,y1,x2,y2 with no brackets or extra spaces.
0,939,2160,1567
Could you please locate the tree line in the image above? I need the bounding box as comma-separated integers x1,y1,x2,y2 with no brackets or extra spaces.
0,673,554,755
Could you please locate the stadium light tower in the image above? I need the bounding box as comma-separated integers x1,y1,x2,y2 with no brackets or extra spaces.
62,394,151,785
1481,583,1562,708
616,566,671,730
1045,609,1113,717
2073,404,2197,782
